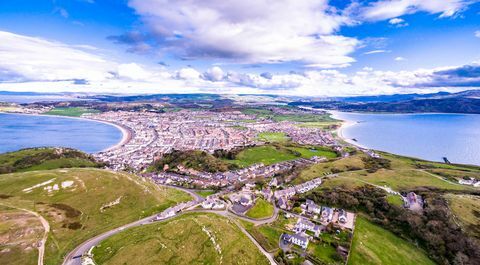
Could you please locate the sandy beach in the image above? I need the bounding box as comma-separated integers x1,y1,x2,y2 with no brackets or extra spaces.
328,110,368,149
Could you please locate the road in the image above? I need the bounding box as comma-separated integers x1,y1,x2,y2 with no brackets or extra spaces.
0,203,50,265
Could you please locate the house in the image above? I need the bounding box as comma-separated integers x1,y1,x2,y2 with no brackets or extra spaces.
282,233,309,249
320,206,334,223
277,196,289,210
305,199,321,214
269,177,278,187
338,209,348,224
295,218,322,237
274,187,296,200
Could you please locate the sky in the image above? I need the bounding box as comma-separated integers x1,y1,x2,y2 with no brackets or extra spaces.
0,0,479,97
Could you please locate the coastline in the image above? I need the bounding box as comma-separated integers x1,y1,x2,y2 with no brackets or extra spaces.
0,111,132,153
328,110,369,149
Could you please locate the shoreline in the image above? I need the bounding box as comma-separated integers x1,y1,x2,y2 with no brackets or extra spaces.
328,110,369,150
0,111,132,153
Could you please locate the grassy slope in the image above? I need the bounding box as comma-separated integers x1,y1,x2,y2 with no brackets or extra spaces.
0,206,43,265
227,146,298,167
0,168,191,265
245,198,274,219
44,107,99,117
349,217,435,265
298,153,476,191
445,194,480,238
240,215,292,253
0,148,100,174
93,213,270,265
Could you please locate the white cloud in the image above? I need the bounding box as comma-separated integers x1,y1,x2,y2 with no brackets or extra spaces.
363,49,390,55
361,0,476,21
117,63,152,80
388,17,409,27
203,66,225,81
126,0,359,68
395,56,407,61
0,31,115,82
475,30,480,38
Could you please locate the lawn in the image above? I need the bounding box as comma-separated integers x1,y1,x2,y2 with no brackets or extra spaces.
196,190,216,198
257,132,290,143
348,217,435,265
386,194,404,207
226,146,298,167
241,214,293,253
245,198,274,219
444,194,480,238
0,168,191,265
92,213,270,265
44,107,99,117
308,243,339,264
296,121,341,129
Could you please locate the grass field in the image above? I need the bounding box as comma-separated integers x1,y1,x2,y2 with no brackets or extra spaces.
240,216,290,253
245,198,274,219
296,121,341,129
348,217,435,265
0,206,44,265
445,194,480,238
386,194,404,206
92,213,270,265
257,132,290,143
226,145,338,168
44,107,99,117
0,168,191,265
196,190,216,198
226,146,298,167
0,148,101,174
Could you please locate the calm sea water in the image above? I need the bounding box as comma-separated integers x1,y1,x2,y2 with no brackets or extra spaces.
332,112,480,166
0,113,122,154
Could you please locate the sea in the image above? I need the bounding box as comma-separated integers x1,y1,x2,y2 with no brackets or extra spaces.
0,113,122,154
331,111,480,166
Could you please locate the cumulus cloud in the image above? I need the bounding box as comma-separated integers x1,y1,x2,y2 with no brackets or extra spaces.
388,17,409,27
121,0,359,68
475,30,480,38
360,0,477,21
0,31,115,82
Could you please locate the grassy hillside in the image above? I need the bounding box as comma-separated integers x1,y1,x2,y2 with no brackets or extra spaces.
445,194,480,238
148,149,236,173
92,213,270,265
349,217,435,265
0,168,191,265
0,148,103,174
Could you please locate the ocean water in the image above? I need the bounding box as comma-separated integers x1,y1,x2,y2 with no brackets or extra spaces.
332,112,480,166
0,113,122,154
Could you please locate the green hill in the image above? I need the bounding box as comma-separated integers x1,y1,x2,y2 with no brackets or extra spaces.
0,148,104,174
92,213,270,265
0,168,191,265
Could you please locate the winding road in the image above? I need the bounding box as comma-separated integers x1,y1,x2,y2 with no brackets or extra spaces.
62,185,276,265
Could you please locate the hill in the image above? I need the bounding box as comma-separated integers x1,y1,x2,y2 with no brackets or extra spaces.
0,168,191,265
92,212,270,265
0,148,104,174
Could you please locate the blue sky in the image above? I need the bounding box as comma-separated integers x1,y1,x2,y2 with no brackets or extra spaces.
0,0,479,96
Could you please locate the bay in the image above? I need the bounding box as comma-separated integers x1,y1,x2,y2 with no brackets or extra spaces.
0,113,122,153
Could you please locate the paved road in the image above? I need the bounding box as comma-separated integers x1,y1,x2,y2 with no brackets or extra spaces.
63,185,203,265
0,203,50,265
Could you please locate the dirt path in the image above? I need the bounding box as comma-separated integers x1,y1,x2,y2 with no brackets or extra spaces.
0,203,50,265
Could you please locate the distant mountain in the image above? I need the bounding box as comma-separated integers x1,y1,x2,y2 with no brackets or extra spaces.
290,89,480,114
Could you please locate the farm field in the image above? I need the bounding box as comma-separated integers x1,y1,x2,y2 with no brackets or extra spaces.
349,217,435,265
92,213,270,265
245,198,274,219
44,107,99,117
0,168,191,265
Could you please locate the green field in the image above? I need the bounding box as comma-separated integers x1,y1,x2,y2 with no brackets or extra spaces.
44,107,99,117
0,148,101,174
196,190,216,198
445,194,480,238
0,168,191,265
245,198,274,219
257,132,290,143
226,146,298,167
240,216,289,253
296,121,341,129
226,145,337,168
93,213,270,265
386,194,404,206
348,217,435,265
